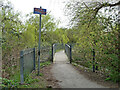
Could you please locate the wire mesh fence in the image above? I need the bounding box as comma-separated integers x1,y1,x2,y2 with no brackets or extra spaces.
51,43,64,62
20,48,35,84
71,43,119,82
72,43,93,69
40,46,52,62
54,43,64,51
20,44,53,83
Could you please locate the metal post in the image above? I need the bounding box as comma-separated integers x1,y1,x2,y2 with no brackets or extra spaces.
65,44,66,53
70,45,72,64
33,48,35,70
20,51,24,84
38,7,42,76
93,49,95,72
52,44,53,62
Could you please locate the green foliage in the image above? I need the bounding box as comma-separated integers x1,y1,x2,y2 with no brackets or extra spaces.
24,75,39,84
1,0,57,79
2,0,119,86
66,0,119,82
40,61,51,68
1,77,19,88
1,1,60,88
0,72,45,88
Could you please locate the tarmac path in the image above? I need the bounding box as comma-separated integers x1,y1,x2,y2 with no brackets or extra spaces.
51,50,106,88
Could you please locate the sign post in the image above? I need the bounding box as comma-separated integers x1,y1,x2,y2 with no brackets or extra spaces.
33,6,46,75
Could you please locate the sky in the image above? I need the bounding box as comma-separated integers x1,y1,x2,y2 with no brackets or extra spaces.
4,0,119,28
8,0,69,28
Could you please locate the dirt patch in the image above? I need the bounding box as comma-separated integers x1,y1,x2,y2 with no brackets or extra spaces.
72,63,119,88
41,64,60,88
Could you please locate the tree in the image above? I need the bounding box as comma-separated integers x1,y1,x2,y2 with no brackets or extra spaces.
1,0,59,79
23,13,58,47
65,0,120,82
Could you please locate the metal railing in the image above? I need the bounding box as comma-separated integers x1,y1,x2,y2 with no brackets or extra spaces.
71,43,94,71
65,44,72,63
40,46,52,62
20,48,35,84
55,43,64,50
51,43,64,62
52,44,56,62
71,43,119,77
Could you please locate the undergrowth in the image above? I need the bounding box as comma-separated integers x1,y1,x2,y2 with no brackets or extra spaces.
1,61,52,88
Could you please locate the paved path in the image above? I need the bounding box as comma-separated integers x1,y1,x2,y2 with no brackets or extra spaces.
51,50,106,88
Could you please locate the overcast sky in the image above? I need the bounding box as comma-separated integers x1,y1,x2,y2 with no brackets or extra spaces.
4,0,119,28
8,0,69,28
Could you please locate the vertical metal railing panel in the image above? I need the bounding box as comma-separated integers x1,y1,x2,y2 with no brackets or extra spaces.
36,45,52,63
20,48,35,84
23,48,34,74
52,44,56,62
65,44,72,63
71,43,95,72
40,46,52,62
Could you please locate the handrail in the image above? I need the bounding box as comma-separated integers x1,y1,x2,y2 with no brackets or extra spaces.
65,44,72,63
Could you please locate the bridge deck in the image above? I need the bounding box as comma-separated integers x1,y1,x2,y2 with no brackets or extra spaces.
51,50,106,88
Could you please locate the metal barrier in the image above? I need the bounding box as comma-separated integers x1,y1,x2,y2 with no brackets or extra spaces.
52,44,56,62
71,43,93,69
71,43,114,73
40,46,52,62
55,43,64,50
65,44,72,63
20,44,63,83
20,48,35,84
51,43,64,62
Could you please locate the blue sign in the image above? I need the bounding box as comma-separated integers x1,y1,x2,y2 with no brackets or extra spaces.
34,8,46,15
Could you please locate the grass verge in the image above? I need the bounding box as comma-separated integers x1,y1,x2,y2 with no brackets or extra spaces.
1,61,52,88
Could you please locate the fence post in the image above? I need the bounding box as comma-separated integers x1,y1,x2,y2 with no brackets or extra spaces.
20,51,24,84
96,62,98,70
70,45,72,64
33,48,36,70
93,49,95,72
65,44,66,53
52,44,53,62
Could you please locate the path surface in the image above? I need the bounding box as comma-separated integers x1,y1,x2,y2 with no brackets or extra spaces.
51,50,106,88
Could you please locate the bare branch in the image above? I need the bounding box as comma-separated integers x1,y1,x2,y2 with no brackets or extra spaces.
94,1,120,17
87,1,120,27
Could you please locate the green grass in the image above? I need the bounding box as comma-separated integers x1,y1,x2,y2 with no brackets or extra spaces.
56,49,64,52
19,72,46,88
40,61,51,68
1,72,46,88
1,61,52,88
